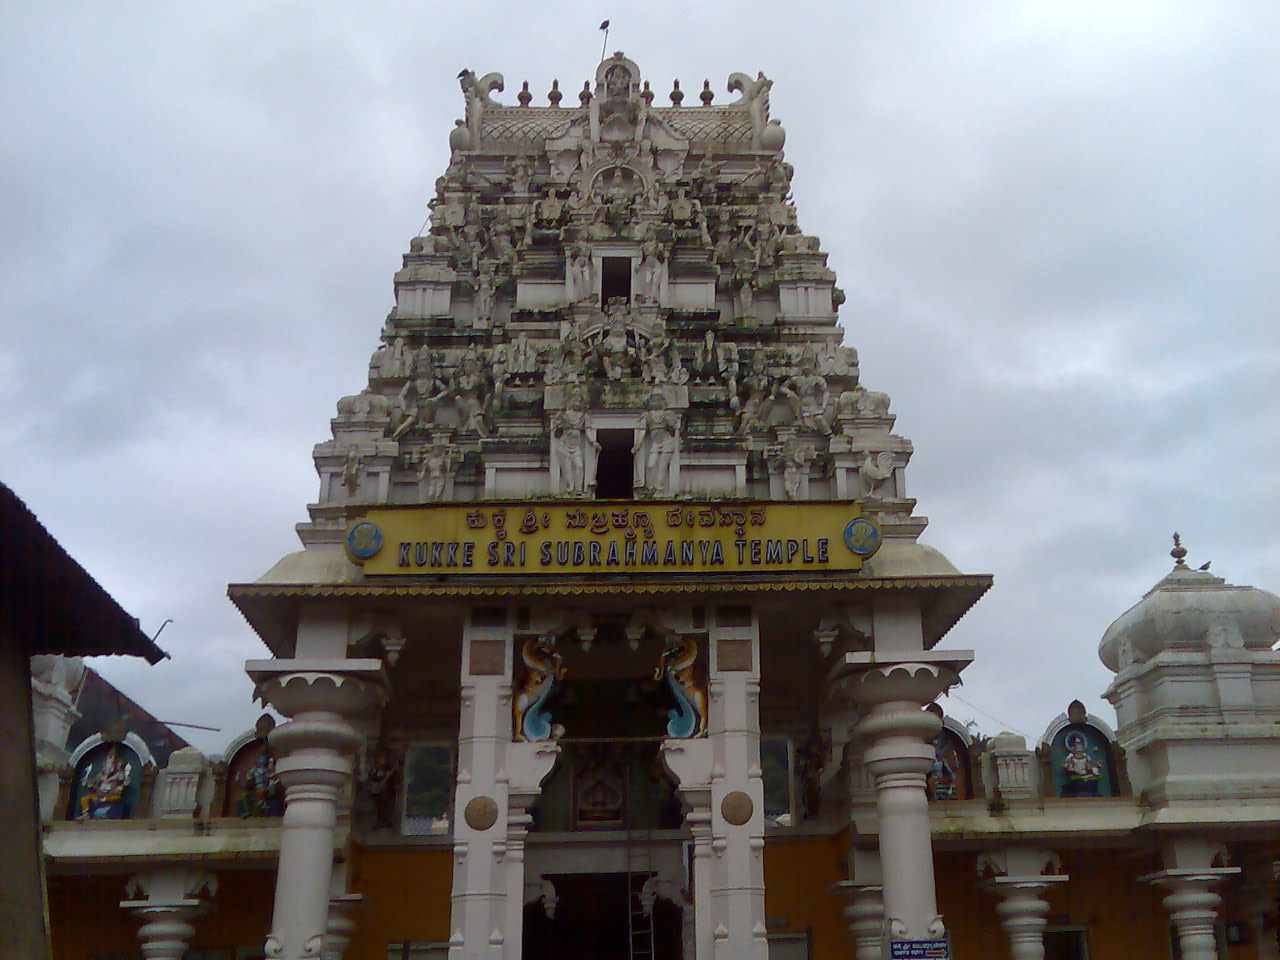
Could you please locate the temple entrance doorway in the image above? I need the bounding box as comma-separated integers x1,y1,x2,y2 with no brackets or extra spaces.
523,873,684,960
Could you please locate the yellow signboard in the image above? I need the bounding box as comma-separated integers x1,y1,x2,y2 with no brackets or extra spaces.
346,501,881,576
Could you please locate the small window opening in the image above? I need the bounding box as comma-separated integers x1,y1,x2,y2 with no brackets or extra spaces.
595,429,634,499
601,257,632,306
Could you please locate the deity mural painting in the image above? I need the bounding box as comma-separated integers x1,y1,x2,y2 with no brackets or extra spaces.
69,743,141,820
926,729,971,802
225,739,284,818
1050,724,1116,798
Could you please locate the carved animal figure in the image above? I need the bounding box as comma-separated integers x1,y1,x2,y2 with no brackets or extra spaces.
513,636,566,742
653,635,707,738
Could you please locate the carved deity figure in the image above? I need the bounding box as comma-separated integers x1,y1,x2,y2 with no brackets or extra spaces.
859,450,895,499
79,746,133,819
633,392,680,496
341,446,363,497
736,351,774,434
448,354,491,436
552,393,600,495
776,444,814,500
636,234,667,304
545,332,586,385
641,334,686,386
566,244,595,303
488,209,515,263
510,333,539,374
780,353,832,435
392,351,447,440
600,299,635,380
417,441,463,501
471,261,498,329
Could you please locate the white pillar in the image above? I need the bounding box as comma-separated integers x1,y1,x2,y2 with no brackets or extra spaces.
246,659,388,960
449,609,559,960
841,653,970,942
1142,839,1240,960
661,606,768,960
978,849,1069,960
121,868,216,960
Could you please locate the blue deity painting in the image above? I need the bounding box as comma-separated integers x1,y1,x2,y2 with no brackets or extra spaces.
927,730,970,801
225,739,284,818
68,743,141,820
1050,724,1115,798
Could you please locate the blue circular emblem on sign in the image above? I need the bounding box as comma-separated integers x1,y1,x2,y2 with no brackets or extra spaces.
842,517,881,558
345,520,384,563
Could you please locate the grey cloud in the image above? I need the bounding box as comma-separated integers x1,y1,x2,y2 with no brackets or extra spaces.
3,2,1277,753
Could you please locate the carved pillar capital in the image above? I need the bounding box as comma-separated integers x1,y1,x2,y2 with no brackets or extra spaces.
121,868,217,960
978,849,1068,960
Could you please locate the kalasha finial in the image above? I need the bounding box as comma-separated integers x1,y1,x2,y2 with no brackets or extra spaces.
548,79,562,107
579,81,592,106
641,79,654,106
700,79,714,105
1171,532,1187,566
670,79,684,106
517,81,532,107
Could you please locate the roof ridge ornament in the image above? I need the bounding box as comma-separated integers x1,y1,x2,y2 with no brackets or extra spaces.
1170,531,1187,567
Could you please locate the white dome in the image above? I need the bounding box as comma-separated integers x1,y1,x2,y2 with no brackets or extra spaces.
1099,560,1280,673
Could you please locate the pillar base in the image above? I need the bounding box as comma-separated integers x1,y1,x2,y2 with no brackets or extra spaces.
1142,867,1241,960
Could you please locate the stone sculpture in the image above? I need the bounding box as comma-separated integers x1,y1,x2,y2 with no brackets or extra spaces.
858,450,895,499
633,392,680,496
552,393,599,495
416,441,464,501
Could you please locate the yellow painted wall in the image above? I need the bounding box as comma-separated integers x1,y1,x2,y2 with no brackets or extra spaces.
763,829,850,960
46,842,1263,959
345,845,454,960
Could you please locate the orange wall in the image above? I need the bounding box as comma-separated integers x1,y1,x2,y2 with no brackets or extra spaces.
48,869,275,959
345,846,454,960
763,830,850,960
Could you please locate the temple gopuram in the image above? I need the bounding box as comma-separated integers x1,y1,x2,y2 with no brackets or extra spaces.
36,55,1280,960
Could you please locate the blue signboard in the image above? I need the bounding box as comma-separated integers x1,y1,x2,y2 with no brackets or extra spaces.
889,941,950,959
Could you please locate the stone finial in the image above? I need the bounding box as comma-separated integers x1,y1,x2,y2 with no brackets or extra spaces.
1171,532,1187,566
517,81,532,107
548,79,562,107
579,81,592,106
670,79,684,106
700,79,714,105
641,80,654,106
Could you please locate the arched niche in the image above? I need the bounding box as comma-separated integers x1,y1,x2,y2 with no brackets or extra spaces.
66,732,151,820
1040,703,1119,799
222,716,283,818
927,716,973,802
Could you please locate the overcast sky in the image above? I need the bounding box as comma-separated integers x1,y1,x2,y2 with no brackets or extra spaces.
3,2,1277,754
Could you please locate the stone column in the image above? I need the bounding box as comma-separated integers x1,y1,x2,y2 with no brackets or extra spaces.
448,609,559,960
661,605,768,960
246,658,388,960
1142,839,1241,960
978,849,1069,960
120,868,216,960
841,652,971,943
837,848,885,960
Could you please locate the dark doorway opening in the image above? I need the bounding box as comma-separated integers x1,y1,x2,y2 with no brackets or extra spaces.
523,874,684,960
601,257,632,306
595,429,634,499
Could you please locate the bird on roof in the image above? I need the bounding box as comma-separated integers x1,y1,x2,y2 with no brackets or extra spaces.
1198,561,1212,571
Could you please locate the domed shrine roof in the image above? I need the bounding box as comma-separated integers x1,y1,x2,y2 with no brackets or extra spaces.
1099,534,1280,672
